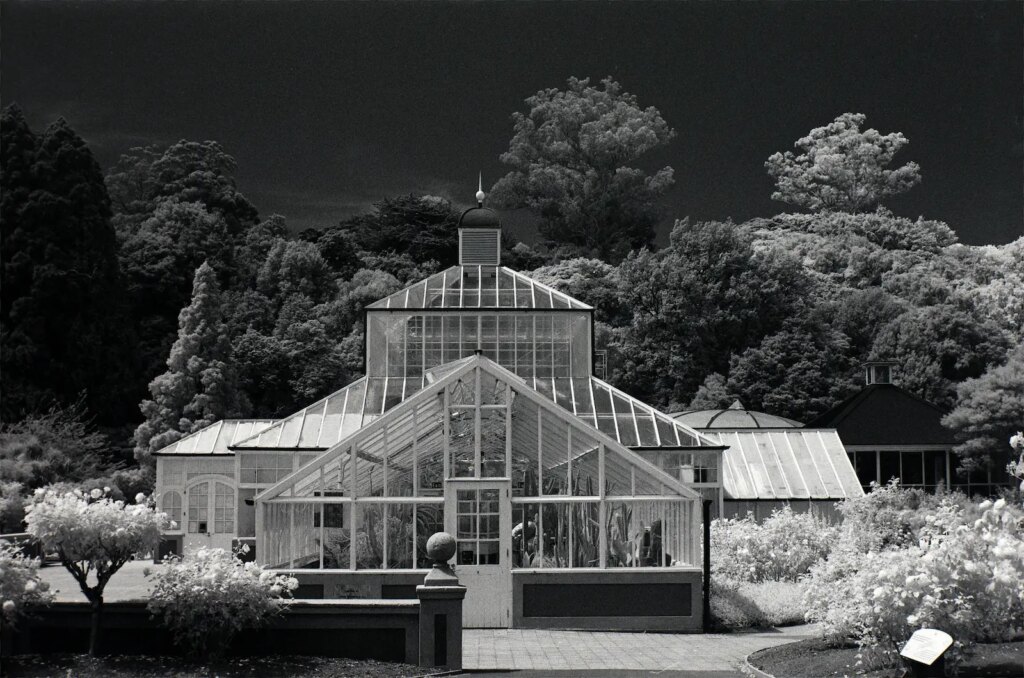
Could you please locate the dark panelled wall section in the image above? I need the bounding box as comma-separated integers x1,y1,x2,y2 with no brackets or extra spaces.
522,583,692,618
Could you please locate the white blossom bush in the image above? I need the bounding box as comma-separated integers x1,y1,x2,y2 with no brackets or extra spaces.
147,547,298,660
804,496,1024,669
24,486,170,655
0,539,53,628
711,506,837,583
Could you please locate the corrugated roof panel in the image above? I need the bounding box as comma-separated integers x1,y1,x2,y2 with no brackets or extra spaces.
705,430,862,500
154,419,275,456
298,400,326,447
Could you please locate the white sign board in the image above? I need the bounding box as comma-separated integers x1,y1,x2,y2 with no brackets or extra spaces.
900,629,953,666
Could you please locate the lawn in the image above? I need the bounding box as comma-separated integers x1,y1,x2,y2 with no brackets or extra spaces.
0,654,430,678
749,637,1024,678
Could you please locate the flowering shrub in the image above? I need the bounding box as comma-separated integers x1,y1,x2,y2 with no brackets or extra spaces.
24,486,170,655
147,547,299,660
711,579,806,630
711,506,837,583
0,539,53,628
805,495,1024,669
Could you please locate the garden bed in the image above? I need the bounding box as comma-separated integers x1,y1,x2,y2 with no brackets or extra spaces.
749,637,1024,678
0,654,428,678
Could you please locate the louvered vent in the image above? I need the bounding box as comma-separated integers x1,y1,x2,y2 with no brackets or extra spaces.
459,228,500,265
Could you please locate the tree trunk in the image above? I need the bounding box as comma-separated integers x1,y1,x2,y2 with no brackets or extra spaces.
88,595,103,656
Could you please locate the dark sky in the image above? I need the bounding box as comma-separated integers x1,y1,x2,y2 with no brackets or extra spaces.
3,2,1022,245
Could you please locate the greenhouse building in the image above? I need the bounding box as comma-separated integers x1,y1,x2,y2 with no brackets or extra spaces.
154,190,727,629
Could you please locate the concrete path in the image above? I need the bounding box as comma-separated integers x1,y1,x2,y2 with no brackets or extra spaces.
463,626,818,675
38,560,155,602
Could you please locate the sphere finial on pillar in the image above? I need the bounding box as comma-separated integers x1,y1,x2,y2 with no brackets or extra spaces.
423,531,459,585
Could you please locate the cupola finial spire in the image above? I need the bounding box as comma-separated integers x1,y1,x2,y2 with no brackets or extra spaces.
476,172,485,206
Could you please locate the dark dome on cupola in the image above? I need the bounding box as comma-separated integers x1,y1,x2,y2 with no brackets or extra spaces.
458,175,502,229
458,205,501,229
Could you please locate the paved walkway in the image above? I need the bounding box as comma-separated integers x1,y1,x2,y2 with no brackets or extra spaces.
464,625,817,674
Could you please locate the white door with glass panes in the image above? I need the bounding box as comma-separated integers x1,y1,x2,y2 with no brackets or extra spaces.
184,480,235,552
445,479,511,628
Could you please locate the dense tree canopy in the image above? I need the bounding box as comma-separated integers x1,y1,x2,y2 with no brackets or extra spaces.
766,113,922,213
610,219,809,408
490,77,675,261
943,345,1024,473
0,106,127,422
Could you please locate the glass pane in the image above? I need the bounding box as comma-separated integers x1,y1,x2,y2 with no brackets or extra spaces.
480,409,507,478
415,504,445,568
513,503,540,568
449,409,475,478
355,504,385,569
478,540,500,565
457,540,478,565
387,504,414,568
322,504,352,569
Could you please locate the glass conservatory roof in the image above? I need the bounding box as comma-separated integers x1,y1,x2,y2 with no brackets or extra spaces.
231,369,719,452
153,419,275,456
256,355,699,502
365,265,592,310
701,429,863,500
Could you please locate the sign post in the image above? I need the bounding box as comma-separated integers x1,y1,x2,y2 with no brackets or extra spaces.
900,629,953,678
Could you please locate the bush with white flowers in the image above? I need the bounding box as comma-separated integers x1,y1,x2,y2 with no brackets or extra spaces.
24,486,170,655
805,495,1024,669
711,506,837,583
147,547,299,660
0,539,54,628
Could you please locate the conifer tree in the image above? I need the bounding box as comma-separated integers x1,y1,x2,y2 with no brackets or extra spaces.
134,262,248,466
1,106,126,422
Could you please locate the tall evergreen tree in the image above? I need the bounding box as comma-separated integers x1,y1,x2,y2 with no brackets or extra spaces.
1,106,126,422
134,262,248,467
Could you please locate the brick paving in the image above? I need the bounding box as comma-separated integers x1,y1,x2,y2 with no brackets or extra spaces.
463,625,818,673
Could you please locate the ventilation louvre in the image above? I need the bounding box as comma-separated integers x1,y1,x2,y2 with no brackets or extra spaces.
459,228,500,265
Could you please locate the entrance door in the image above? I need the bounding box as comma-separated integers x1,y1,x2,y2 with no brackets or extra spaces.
183,480,236,553
445,479,511,628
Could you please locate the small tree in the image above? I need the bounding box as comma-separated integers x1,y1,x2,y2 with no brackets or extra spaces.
766,112,922,213
23,487,170,655
147,547,297,660
0,539,54,629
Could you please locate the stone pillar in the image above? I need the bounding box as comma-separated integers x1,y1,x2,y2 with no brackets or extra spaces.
416,532,466,670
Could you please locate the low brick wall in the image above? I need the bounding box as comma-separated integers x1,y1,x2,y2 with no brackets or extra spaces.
2,599,420,664
512,568,703,631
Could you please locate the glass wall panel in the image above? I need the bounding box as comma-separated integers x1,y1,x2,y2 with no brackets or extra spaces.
512,502,540,567
536,502,600,568
605,500,689,567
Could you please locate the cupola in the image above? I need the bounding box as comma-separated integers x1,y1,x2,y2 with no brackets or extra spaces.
864,360,898,385
458,174,501,265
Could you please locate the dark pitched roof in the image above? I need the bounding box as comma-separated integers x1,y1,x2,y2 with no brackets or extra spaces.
804,384,956,447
